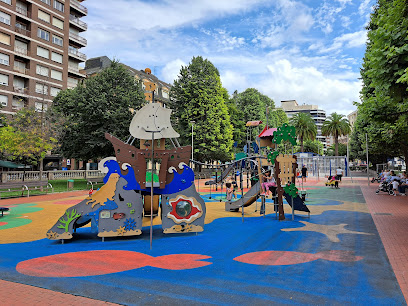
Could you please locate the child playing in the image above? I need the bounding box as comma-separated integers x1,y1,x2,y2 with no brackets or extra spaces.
226,182,234,201
392,179,400,196
261,170,276,196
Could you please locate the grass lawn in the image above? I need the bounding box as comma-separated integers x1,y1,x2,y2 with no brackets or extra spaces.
0,179,101,199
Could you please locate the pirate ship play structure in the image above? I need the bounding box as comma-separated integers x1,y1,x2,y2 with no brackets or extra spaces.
47,73,206,241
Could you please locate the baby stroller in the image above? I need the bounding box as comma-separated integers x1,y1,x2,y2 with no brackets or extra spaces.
375,181,394,195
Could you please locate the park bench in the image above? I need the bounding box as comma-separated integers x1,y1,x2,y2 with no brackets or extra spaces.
0,180,53,199
0,207,9,217
87,177,105,189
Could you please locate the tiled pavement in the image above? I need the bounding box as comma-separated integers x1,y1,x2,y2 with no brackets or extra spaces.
1,178,408,304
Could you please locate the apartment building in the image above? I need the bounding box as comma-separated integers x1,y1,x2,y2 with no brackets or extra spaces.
0,0,87,115
280,100,327,149
84,56,172,106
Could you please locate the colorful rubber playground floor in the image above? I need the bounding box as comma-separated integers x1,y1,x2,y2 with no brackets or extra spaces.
0,179,405,305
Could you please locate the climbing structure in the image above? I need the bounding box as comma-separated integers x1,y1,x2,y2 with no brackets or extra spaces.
47,71,206,240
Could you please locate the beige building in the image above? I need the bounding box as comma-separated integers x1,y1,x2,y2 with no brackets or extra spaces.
338,110,357,144
84,56,171,106
0,0,87,115
280,100,327,149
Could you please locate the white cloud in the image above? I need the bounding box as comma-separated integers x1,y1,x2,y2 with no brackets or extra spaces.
359,0,372,16
220,71,248,93
318,30,367,53
258,59,360,115
162,59,187,84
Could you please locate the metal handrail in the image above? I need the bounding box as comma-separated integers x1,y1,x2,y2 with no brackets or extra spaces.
70,0,88,14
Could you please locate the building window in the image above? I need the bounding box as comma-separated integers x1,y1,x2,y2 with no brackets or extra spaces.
36,65,49,77
35,83,48,95
54,0,64,12
38,10,50,23
50,87,61,97
51,52,63,63
52,35,63,46
12,98,25,110
52,17,64,30
162,90,169,99
0,32,10,45
0,73,8,86
37,28,50,41
0,94,8,106
0,53,9,65
0,11,11,25
37,46,49,59
0,0,12,5
35,101,48,112
51,69,62,81
40,0,51,5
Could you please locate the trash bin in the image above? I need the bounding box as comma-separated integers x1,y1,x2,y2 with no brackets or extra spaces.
67,179,74,191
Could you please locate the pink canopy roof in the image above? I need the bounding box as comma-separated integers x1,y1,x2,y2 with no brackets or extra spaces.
258,126,278,138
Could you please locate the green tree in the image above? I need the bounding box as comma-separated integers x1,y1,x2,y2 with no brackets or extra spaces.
300,140,324,154
322,113,351,156
289,112,317,152
0,108,57,167
170,56,234,162
224,89,246,150
268,109,288,128
326,143,347,156
357,0,408,163
235,88,274,126
52,61,145,161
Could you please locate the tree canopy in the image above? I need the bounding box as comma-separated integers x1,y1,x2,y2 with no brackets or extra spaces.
234,88,274,126
289,112,317,152
52,61,145,161
170,56,234,162
0,108,57,166
322,113,351,156
353,0,408,163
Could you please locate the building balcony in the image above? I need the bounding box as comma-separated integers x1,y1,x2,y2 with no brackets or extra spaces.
69,15,87,30
15,27,31,37
16,6,31,18
68,66,85,77
13,65,29,75
13,86,28,95
14,46,29,57
67,81,78,89
69,32,87,47
68,47,86,61
70,0,87,16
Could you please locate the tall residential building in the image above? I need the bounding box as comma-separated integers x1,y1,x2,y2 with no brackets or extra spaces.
0,0,87,115
84,56,171,106
280,100,327,149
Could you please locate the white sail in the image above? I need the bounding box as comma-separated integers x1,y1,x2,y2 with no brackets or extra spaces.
129,103,180,140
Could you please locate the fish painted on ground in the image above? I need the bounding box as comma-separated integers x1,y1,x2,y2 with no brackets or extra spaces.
234,250,363,266
16,250,212,277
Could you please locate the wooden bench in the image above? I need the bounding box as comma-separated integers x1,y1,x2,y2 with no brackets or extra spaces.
0,180,53,199
87,177,104,189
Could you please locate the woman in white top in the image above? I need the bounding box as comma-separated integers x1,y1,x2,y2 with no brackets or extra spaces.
336,167,343,181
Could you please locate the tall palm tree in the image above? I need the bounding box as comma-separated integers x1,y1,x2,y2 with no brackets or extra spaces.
289,112,317,152
322,113,351,156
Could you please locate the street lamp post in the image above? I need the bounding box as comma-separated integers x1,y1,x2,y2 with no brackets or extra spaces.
191,121,195,162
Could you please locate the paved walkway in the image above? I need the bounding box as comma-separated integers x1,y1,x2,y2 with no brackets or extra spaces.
1,178,407,304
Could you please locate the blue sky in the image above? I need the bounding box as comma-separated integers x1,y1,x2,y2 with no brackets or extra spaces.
82,0,375,116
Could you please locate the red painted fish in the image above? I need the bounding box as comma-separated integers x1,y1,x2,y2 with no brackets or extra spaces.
113,213,125,220
16,250,212,277
234,250,363,266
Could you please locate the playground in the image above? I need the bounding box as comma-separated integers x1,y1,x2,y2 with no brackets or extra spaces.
0,94,405,304
0,176,405,305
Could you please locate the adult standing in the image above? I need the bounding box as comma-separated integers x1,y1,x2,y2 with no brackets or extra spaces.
301,165,308,183
336,167,343,181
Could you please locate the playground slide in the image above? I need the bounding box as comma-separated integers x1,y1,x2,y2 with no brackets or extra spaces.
225,182,261,212
283,192,310,213
206,163,235,185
